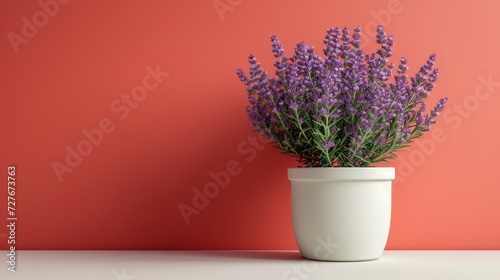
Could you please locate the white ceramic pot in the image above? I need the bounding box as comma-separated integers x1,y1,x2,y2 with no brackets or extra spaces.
288,167,395,261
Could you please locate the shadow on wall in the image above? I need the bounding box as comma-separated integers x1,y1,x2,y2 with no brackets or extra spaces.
167,114,297,248
99,87,298,249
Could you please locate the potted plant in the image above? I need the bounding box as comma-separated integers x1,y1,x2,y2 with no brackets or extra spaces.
236,26,447,261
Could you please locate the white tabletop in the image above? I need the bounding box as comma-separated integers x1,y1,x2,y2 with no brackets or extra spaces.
1,250,499,280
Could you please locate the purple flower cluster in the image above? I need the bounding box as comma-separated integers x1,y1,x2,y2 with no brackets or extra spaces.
236,26,448,167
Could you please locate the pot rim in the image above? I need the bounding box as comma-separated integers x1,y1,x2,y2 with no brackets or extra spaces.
288,167,395,181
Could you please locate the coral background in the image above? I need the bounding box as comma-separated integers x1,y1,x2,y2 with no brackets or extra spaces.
1,0,499,250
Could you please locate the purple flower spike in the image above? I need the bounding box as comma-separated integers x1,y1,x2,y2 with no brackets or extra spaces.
271,35,284,58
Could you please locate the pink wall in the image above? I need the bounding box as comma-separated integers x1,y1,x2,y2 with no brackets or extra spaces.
1,0,499,250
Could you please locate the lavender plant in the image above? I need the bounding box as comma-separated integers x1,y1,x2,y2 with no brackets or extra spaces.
236,26,447,167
